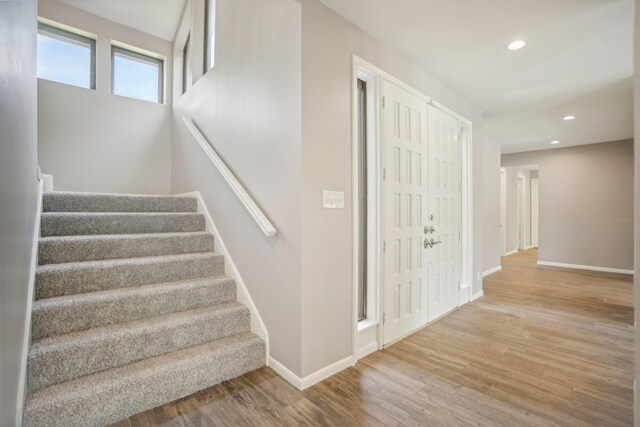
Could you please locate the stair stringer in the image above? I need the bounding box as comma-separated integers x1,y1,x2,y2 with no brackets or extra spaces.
176,191,269,362
16,171,44,427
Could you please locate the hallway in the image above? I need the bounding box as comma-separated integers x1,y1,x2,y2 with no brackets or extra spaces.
113,250,634,426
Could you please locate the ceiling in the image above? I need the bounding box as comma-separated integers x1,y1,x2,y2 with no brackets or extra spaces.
59,0,186,41
318,0,633,153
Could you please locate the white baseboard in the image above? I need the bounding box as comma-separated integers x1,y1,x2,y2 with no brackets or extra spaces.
482,265,502,277
537,261,633,275
458,283,470,306
524,245,535,250
504,250,518,256
470,290,484,301
355,342,378,360
176,191,270,361
269,355,355,390
268,357,303,389
42,174,53,192
16,177,43,426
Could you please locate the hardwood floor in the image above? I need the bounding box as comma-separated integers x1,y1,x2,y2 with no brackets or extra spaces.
112,249,634,426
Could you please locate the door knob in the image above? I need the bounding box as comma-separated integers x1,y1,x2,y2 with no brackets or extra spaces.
424,238,432,249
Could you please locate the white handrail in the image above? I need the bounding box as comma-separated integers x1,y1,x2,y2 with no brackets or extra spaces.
182,115,277,237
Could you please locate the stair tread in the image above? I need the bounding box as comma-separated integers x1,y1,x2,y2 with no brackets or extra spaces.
32,276,236,340
45,191,193,199
25,332,264,426
39,231,213,242
34,275,234,311
43,192,198,213
38,232,216,265
40,212,206,237
30,301,247,354
36,251,221,273
41,211,202,217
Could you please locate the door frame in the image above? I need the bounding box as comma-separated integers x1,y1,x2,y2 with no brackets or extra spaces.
500,169,507,255
350,56,474,358
517,176,526,250
531,177,539,248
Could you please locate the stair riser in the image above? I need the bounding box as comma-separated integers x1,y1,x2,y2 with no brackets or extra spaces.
43,193,197,213
39,233,215,265
29,307,250,391
40,213,205,237
24,338,265,427
32,279,236,340
36,255,224,299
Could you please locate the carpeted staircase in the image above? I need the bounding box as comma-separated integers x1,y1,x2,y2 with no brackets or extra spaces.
24,191,265,427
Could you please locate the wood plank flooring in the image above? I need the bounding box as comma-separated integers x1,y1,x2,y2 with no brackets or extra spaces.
112,249,634,426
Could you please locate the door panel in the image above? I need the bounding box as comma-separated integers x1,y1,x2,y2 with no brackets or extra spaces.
382,80,428,345
427,105,460,322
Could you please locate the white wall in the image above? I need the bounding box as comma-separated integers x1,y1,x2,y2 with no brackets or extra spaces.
37,1,173,194
171,0,303,375
503,140,633,271
0,1,39,425
483,137,501,272
300,0,485,377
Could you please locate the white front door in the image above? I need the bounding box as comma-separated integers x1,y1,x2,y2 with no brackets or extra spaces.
382,80,428,345
426,105,461,322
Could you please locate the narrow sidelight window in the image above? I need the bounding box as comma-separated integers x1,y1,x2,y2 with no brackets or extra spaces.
357,79,368,322
112,46,163,103
37,22,96,89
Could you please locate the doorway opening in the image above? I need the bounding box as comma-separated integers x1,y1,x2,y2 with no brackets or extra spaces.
499,165,538,261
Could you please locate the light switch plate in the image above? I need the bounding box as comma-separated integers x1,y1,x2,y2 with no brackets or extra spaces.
323,191,344,209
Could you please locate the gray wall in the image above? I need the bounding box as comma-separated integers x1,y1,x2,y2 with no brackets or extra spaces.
502,140,633,271
0,1,38,425
301,0,484,376
171,0,486,379
172,0,303,375
483,138,501,272
37,1,172,195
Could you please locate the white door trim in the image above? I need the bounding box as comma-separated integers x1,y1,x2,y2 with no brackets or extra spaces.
531,178,539,248
500,169,507,256
517,176,526,250
350,55,474,358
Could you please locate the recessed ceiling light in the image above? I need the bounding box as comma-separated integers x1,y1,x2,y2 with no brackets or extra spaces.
563,115,576,121
550,140,560,145
507,40,527,51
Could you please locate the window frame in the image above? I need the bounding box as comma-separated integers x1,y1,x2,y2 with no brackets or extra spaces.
357,78,368,322
182,34,191,94
111,45,164,104
204,0,216,72
37,22,96,90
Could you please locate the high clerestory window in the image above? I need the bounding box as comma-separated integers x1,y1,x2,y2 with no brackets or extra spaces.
204,0,216,71
111,45,164,104
37,22,96,89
